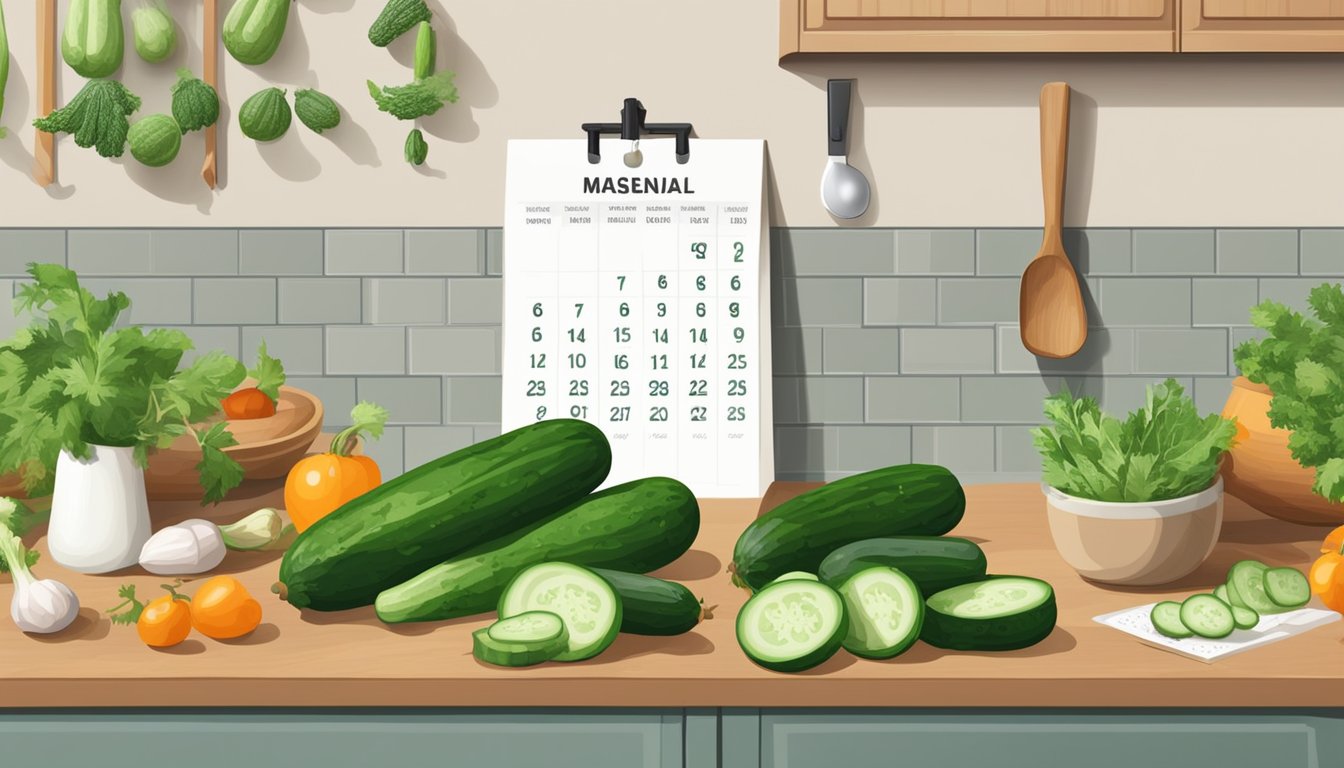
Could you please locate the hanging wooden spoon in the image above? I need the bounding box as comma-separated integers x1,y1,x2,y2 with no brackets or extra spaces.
201,0,218,188
1019,82,1087,359
32,0,55,187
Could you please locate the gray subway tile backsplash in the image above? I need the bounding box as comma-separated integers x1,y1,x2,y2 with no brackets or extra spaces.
2,227,1340,484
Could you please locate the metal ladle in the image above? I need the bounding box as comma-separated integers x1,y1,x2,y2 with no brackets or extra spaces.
820,79,870,220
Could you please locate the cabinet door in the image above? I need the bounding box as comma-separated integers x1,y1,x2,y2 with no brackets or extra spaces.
783,0,1177,54
0,712,686,768
1182,0,1344,50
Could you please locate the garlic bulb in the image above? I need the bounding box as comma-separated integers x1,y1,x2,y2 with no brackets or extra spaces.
139,519,225,575
220,508,284,550
1,531,80,634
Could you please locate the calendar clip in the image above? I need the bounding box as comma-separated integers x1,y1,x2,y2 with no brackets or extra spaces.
582,98,694,165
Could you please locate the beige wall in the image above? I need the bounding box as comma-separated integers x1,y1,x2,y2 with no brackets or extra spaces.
1,0,1342,228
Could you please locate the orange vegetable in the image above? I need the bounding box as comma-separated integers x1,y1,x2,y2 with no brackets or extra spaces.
109,583,193,648
222,388,276,419
285,402,387,532
221,341,285,420
191,576,262,639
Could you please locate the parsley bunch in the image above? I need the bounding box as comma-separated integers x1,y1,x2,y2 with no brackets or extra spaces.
0,264,246,503
1034,379,1237,503
1235,283,1344,503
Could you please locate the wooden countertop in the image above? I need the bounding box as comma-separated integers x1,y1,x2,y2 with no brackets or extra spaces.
1,481,1341,709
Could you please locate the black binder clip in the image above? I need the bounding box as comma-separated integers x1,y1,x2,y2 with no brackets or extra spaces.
582,98,693,165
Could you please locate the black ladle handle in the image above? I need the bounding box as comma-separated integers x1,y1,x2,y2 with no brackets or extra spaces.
828,79,853,157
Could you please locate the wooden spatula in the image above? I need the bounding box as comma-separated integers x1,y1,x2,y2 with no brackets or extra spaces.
32,0,55,187
1019,82,1087,359
202,0,218,188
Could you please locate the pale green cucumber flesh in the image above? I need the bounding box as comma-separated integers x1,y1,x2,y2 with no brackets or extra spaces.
1180,594,1234,639
1150,601,1192,638
837,566,923,659
498,563,621,662
1264,567,1310,608
736,580,846,672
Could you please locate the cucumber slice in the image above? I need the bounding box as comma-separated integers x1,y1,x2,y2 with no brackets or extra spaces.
489,610,567,645
1179,594,1234,639
1213,584,1229,604
473,620,569,668
1224,579,1247,608
1264,567,1310,608
1232,604,1260,630
770,571,819,584
736,579,847,672
837,566,923,659
498,563,622,662
922,576,1057,651
1150,601,1192,639
1227,560,1279,614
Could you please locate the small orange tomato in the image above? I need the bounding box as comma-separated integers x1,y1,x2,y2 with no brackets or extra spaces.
191,576,262,640
137,588,193,648
222,388,277,420
1321,524,1344,555
284,403,387,532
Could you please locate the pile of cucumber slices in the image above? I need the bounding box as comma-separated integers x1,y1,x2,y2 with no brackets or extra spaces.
1150,560,1312,640
737,567,1057,673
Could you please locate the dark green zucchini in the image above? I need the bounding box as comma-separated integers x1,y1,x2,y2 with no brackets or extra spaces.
817,537,987,596
276,419,611,611
731,464,966,591
591,568,710,636
375,477,699,623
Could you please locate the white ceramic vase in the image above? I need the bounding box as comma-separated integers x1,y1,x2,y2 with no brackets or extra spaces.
48,445,151,574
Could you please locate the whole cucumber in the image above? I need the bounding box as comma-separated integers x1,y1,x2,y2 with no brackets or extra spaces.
731,464,966,591
375,477,700,623
590,568,709,636
277,419,612,611
413,21,434,80
223,0,291,65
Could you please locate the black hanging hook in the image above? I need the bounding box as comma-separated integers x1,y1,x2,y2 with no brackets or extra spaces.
582,98,694,165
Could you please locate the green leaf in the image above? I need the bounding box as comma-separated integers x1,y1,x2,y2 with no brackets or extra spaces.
1313,458,1344,503
247,341,285,402
1295,359,1337,398
193,422,243,505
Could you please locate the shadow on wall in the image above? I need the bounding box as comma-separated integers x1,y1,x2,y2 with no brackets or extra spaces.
0,49,75,200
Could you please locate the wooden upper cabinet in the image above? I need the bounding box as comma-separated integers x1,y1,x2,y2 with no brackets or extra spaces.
1182,0,1344,50
781,0,1179,53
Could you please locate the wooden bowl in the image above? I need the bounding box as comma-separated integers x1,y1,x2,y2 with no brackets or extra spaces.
1220,376,1344,526
145,386,325,501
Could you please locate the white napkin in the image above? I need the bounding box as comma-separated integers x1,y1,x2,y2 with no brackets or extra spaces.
1093,602,1341,663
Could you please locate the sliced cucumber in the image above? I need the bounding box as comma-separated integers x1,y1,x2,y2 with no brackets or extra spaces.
1228,560,1279,614
1232,604,1260,630
1179,594,1234,639
1150,601,1192,639
1264,567,1310,608
473,618,569,668
837,566,923,659
1224,579,1247,608
922,576,1056,651
1213,584,1229,604
736,579,847,672
770,571,819,584
489,610,567,645
498,563,621,662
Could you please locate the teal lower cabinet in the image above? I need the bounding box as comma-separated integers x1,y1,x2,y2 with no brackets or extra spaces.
0,710,694,768
4,708,1342,767
723,709,1344,768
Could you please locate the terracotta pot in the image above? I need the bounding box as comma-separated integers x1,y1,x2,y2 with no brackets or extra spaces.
1220,376,1344,526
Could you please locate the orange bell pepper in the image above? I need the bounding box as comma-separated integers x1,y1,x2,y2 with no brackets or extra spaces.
191,576,262,640
1310,527,1344,615
285,402,388,532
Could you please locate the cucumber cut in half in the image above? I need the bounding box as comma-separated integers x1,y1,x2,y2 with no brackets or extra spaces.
737,579,847,673
922,576,1057,651
1227,560,1280,614
1179,594,1235,639
837,566,923,659
473,612,569,668
498,563,622,662
1264,567,1311,609
1232,605,1260,630
1150,601,1192,639
770,571,819,584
